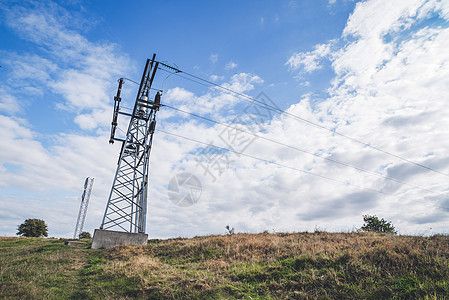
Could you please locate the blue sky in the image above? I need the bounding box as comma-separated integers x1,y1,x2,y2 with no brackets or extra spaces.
1,0,449,238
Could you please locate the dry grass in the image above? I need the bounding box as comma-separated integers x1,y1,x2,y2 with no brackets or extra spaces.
1,232,448,299
143,231,448,264
99,232,449,299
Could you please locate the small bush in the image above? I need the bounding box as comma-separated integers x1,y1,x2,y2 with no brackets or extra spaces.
78,232,91,239
361,215,397,234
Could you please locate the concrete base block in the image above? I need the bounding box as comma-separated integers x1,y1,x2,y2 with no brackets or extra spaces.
91,229,148,249
65,240,86,247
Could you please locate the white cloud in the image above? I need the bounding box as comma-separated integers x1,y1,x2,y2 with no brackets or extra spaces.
0,1,131,236
2,0,449,239
0,52,58,113
1,2,130,129
0,89,20,114
286,43,332,74
0,91,134,236
222,73,264,93
282,0,449,232
209,54,218,64
151,0,449,237
343,0,423,39
74,109,112,130
4,53,57,83
209,74,224,82
225,61,238,70
161,72,264,130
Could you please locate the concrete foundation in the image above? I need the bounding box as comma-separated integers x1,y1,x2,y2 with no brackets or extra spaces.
65,240,86,248
91,229,148,249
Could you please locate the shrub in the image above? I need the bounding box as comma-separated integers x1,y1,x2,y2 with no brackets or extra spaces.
361,215,397,234
79,231,92,239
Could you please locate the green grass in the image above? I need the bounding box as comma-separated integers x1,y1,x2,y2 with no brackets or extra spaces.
1,232,449,299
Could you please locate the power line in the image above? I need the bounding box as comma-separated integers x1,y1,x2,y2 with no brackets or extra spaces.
159,66,449,179
156,128,449,211
121,77,140,85
158,68,217,90
161,103,447,197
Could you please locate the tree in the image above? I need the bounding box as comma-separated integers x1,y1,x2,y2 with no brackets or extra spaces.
78,231,91,239
361,215,397,234
17,218,48,237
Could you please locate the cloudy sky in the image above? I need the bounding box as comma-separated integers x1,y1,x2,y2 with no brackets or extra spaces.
1,0,449,238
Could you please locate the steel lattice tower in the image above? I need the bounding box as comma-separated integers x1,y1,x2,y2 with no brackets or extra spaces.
100,55,161,233
74,177,94,239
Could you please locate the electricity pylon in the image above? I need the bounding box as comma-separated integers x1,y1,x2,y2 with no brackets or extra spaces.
100,55,161,233
74,177,94,239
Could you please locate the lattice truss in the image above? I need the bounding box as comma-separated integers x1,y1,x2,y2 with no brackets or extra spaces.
100,56,161,233
74,177,94,239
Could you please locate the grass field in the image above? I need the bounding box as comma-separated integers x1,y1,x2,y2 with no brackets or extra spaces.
1,232,448,299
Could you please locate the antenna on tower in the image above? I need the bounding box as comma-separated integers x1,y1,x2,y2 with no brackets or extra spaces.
73,177,94,239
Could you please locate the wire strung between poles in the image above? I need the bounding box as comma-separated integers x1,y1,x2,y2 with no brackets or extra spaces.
161,103,448,198
157,66,449,179
156,128,449,211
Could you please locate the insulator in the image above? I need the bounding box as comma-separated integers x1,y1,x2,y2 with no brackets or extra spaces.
141,90,149,102
150,120,156,132
154,92,161,106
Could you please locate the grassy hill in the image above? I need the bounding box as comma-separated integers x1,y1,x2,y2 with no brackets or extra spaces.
1,232,448,299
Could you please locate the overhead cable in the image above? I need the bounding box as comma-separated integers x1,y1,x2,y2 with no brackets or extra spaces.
156,128,449,211
162,103,447,197
158,66,449,179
